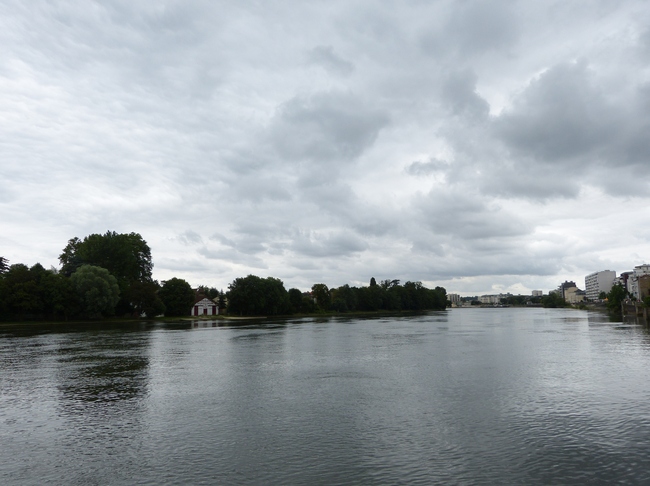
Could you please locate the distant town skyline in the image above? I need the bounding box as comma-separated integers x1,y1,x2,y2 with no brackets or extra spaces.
2,1,650,295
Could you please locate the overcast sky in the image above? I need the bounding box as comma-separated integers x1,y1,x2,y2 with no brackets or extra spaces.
2,1,650,295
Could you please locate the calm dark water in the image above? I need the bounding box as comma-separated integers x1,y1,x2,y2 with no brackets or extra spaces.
2,308,650,485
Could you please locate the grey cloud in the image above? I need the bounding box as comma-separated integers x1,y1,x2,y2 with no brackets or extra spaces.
420,0,518,58
405,158,450,176
197,246,268,269
290,230,368,258
308,45,354,76
269,91,390,163
225,175,293,203
176,230,203,246
638,27,650,60
209,232,237,247
414,189,531,240
446,0,518,55
495,61,615,163
441,70,490,119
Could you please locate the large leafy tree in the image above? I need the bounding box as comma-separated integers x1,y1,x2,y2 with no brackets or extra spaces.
606,283,628,313
227,275,290,316
311,283,331,311
2,264,39,320
158,278,195,317
59,231,153,315
125,280,165,318
70,265,120,319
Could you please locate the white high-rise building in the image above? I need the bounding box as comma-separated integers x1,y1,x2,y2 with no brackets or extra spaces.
585,270,616,300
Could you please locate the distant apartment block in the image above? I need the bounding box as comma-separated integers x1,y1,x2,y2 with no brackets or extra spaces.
532,290,543,297
558,281,577,300
479,294,511,304
564,287,586,303
629,264,650,299
448,293,460,304
585,270,616,300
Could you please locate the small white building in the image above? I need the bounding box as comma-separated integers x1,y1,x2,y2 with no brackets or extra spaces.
192,298,219,317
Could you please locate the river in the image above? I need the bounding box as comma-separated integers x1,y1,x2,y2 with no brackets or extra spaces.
2,308,650,485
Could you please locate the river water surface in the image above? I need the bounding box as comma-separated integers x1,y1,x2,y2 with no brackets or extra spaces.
2,308,650,485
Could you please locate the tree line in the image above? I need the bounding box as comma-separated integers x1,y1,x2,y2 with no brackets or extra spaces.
0,231,447,321
226,275,448,316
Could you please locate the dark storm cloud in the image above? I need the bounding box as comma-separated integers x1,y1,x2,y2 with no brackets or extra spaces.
269,91,390,163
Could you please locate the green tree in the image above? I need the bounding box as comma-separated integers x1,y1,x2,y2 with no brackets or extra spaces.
541,292,566,308
0,256,8,274
606,283,627,313
288,288,303,313
125,280,165,317
227,275,290,316
217,290,226,311
159,278,195,317
70,265,120,319
59,231,153,315
2,263,46,320
311,283,331,311
42,271,78,321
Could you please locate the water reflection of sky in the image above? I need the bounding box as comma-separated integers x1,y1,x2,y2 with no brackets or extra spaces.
3,310,650,484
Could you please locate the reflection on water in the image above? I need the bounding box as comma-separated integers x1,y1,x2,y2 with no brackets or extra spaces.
2,309,650,484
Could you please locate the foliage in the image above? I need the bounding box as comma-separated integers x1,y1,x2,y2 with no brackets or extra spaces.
311,283,331,311
227,275,290,316
59,231,153,315
328,280,446,313
159,278,195,317
196,285,220,300
500,295,529,306
288,288,304,313
541,292,566,308
217,290,226,310
0,262,81,321
606,283,627,313
70,265,121,319
125,280,165,317
598,291,608,300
